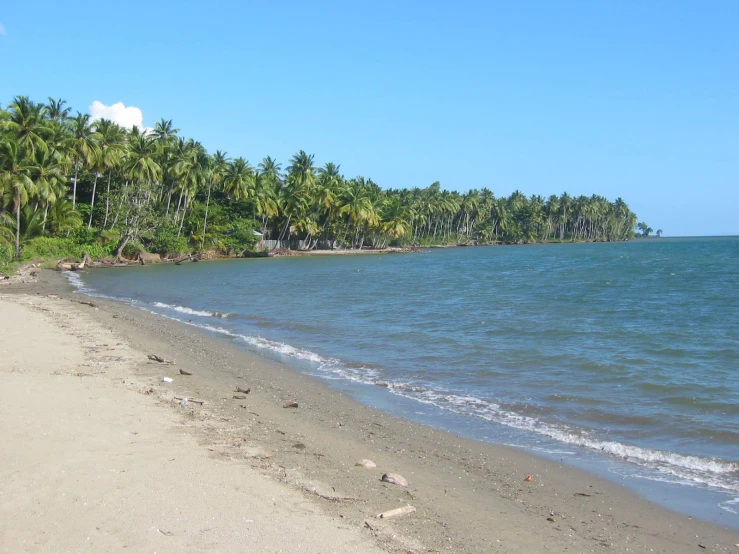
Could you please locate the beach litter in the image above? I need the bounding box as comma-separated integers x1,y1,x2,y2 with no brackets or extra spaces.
524,475,534,482
148,354,176,365
161,377,173,383
381,473,408,487
355,459,377,469
174,396,205,405
377,505,416,519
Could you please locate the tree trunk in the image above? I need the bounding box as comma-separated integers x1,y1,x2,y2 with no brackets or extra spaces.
88,172,99,229
174,189,184,223
278,215,292,242
177,195,187,237
165,182,173,216
15,192,21,259
103,172,112,228
114,234,131,262
72,161,80,208
111,181,129,230
201,180,212,249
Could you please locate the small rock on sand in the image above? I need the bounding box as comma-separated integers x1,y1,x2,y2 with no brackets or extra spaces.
355,459,377,469
381,473,408,487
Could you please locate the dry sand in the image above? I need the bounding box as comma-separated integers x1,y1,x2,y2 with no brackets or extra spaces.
1,270,737,553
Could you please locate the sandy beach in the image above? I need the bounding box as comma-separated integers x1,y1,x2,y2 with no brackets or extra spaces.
1,270,737,553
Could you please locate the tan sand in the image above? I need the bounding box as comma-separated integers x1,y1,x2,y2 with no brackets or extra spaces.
0,296,386,554
1,272,737,553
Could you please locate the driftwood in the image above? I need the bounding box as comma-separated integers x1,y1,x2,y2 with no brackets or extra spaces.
179,369,192,375
56,252,93,272
173,253,201,265
72,299,97,308
236,386,251,394
174,396,204,405
148,354,176,365
376,505,416,519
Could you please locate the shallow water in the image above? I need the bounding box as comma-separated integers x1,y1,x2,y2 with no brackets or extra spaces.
72,237,739,528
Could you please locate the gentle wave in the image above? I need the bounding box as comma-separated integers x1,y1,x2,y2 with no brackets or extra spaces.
66,269,739,507
173,313,739,496
152,301,229,318
384,384,739,493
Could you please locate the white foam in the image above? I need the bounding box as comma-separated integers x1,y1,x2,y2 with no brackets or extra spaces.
152,301,228,318
386,383,739,494
718,497,739,515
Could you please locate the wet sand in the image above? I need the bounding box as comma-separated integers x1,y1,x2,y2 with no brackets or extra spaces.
1,270,737,553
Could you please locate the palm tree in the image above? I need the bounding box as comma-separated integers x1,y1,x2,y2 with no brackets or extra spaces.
44,98,72,123
65,112,101,208
31,147,66,231
223,157,254,201
3,96,50,158
279,151,316,241
0,136,36,257
252,171,280,236
202,150,230,248
93,119,127,228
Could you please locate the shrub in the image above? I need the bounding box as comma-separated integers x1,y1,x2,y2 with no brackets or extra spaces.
21,237,77,260
20,237,113,262
150,227,188,258
221,219,259,253
0,245,16,275
122,240,145,259
70,226,100,245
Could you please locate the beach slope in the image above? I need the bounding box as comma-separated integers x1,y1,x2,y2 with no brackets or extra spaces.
0,281,737,553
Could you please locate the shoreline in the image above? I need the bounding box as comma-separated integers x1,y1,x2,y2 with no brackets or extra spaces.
2,270,737,552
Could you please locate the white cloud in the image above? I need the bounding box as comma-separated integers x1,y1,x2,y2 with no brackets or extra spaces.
89,100,144,130
0,23,6,35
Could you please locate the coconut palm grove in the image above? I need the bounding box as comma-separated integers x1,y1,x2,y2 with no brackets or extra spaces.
1,95,646,268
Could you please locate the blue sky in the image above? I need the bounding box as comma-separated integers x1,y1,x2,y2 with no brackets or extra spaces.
1,1,737,235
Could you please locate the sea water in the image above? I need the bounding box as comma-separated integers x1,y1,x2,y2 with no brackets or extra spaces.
71,237,739,528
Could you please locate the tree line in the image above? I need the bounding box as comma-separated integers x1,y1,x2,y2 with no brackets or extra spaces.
1,95,645,261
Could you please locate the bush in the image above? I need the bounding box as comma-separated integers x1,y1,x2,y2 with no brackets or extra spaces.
20,237,113,261
0,245,16,275
221,219,259,253
70,226,100,245
21,237,77,260
150,227,188,258
122,240,145,259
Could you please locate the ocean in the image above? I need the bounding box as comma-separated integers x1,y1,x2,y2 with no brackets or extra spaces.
69,237,739,528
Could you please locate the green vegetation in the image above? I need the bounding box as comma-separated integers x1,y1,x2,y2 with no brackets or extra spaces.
1,95,644,261
637,222,654,237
